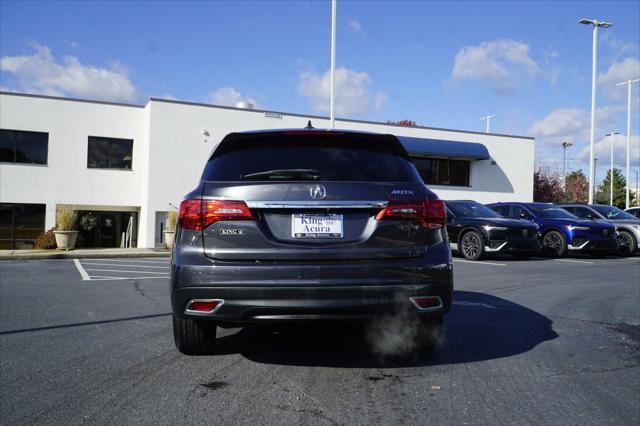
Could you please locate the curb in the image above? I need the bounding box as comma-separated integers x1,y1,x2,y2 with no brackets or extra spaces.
0,250,171,261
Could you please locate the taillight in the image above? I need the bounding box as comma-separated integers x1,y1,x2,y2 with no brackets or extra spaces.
178,199,254,231
375,199,446,229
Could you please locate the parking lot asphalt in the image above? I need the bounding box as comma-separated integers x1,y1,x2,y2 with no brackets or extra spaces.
1,255,639,425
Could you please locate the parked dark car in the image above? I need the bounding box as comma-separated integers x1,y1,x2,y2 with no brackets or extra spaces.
170,128,453,355
445,200,540,260
625,207,640,219
487,202,619,257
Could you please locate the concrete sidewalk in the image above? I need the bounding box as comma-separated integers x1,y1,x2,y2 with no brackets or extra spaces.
0,248,170,261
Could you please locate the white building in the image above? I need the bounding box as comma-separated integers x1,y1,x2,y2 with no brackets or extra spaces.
0,91,534,249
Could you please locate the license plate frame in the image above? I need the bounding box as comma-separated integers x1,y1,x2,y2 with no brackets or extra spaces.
291,213,343,239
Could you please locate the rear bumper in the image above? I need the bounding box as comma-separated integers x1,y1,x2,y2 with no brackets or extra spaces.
170,245,453,324
172,283,453,325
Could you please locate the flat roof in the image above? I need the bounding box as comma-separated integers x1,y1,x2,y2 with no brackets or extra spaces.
0,90,534,140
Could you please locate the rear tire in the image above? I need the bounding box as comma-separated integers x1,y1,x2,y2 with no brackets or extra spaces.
460,230,485,260
418,315,443,351
542,230,567,258
173,314,217,355
618,231,637,257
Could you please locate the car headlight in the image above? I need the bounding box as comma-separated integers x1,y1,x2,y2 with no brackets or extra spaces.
566,225,590,231
483,225,508,232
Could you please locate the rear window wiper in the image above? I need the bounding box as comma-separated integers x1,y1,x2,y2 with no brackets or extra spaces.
242,169,321,180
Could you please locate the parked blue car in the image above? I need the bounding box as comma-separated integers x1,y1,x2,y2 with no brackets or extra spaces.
486,202,619,257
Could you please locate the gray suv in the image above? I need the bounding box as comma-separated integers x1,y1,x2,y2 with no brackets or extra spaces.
170,128,453,355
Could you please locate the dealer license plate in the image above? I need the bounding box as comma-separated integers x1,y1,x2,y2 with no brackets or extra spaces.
291,214,343,239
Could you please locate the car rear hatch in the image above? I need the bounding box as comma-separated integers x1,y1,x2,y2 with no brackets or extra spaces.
189,130,444,261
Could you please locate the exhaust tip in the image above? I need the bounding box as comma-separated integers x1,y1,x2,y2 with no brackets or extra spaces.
185,299,224,314
410,296,443,311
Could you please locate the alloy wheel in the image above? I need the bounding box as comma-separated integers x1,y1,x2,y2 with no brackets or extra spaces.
462,233,481,258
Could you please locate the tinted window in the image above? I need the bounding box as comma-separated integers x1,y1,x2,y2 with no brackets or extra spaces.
527,205,577,219
0,203,46,249
571,207,598,219
0,129,48,164
203,134,419,182
590,205,637,220
448,201,502,218
489,205,510,217
88,137,133,169
412,157,470,186
511,205,532,219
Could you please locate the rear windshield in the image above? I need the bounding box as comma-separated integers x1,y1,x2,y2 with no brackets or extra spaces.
202,133,420,182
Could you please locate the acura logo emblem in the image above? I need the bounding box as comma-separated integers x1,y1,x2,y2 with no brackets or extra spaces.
521,229,528,237
310,184,326,200
602,229,609,237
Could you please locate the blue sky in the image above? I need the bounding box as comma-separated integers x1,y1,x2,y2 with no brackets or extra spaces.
1,0,639,180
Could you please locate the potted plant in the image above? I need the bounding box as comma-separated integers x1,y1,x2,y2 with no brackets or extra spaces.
164,210,178,249
53,206,78,250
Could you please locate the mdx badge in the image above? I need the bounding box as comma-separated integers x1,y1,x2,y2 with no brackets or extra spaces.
310,184,326,200
391,189,415,195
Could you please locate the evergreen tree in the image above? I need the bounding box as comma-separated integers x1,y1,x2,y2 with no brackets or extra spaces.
594,168,626,208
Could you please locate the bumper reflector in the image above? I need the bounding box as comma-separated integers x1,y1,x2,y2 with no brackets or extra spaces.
410,296,443,311
186,299,224,314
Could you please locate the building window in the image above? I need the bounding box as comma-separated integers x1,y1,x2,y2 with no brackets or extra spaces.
412,157,470,186
87,136,133,170
0,203,46,249
0,129,48,164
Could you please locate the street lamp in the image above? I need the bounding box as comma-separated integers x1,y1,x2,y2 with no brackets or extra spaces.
594,157,598,194
579,18,612,204
616,78,640,209
480,115,496,133
329,0,337,129
561,141,573,186
606,132,620,205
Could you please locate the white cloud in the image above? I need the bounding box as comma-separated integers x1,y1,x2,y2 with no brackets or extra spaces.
297,67,387,115
204,86,258,108
528,106,618,146
601,33,639,58
578,133,640,167
347,19,366,39
0,44,139,102
451,39,541,95
598,57,640,101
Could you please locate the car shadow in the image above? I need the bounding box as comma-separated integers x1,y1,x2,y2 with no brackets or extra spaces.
211,290,558,368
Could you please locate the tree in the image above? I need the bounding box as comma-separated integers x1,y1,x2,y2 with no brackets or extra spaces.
533,168,564,203
386,119,418,127
594,168,626,208
563,170,588,204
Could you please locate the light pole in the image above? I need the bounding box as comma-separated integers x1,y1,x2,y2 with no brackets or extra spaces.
594,157,598,198
562,141,573,186
329,0,337,129
579,18,612,204
616,79,640,209
480,115,496,133
606,132,619,205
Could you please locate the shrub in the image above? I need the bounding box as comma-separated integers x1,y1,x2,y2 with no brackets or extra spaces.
34,227,58,249
56,205,77,231
166,210,178,232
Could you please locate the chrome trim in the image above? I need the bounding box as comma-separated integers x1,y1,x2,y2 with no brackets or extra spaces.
184,299,225,316
568,241,590,250
245,200,388,209
409,296,444,312
485,241,508,252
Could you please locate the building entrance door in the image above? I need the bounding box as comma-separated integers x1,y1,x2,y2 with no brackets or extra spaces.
76,211,137,248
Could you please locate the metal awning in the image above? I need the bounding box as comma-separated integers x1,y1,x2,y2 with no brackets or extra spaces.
398,136,491,160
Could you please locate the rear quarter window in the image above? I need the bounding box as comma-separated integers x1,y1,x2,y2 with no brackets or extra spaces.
202,132,421,182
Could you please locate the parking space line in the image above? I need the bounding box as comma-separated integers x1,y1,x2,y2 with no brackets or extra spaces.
83,268,170,275
86,259,168,264
73,259,90,281
453,259,507,267
553,259,593,265
89,275,168,281
80,262,168,269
